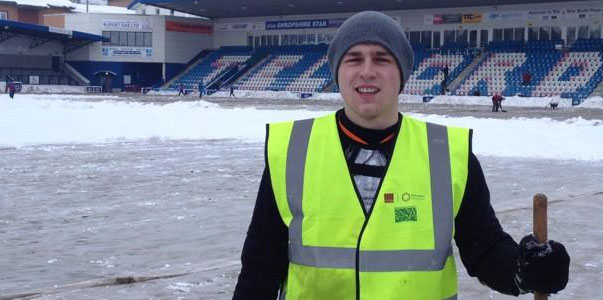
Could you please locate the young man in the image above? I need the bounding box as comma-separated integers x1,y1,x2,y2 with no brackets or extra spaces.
233,11,569,300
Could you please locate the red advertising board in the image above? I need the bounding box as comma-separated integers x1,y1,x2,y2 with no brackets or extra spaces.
166,21,212,34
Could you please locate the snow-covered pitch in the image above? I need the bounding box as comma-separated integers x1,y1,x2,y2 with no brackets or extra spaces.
2,93,602,160
0,93,602,299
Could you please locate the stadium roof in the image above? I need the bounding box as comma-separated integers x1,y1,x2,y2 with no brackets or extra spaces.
128,0,583,19
0,19,108,52
0,1,134,14
0,0,75,9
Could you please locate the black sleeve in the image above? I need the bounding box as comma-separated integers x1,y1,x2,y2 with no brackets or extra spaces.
232,167,289,300
454,153,521,296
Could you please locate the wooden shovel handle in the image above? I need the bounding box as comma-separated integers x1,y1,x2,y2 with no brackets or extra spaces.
533,194,548,300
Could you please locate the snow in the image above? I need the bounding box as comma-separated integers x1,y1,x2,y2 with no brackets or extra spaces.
0,84,96,94
9,0,75,9
416,114,602,161
70,3,135,14
426,95,574,108
5,0,134,14
580,96,603,109
151,89,601,109
0,92,602,300
1,93,602,161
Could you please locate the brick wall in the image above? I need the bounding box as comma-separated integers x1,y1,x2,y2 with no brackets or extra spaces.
108,0,131,7
0,4,19,21
18,8,38,24
43,14,65,28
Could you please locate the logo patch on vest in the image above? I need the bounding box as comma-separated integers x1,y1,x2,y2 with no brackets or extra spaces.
384,193,394,203
395,207,417,223
384,192,426,203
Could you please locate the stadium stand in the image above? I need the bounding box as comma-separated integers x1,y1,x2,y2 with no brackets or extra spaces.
404,45,476,95
162,38,603,102
0,67,78,86
0,19,108,88
455,39,603,102
235,45,331,93
169,46,253,90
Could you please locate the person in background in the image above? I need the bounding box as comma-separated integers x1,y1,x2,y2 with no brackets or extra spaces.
440,65,449,95
233,11,569,300
5,77,16,99
178,82,185,96
492,94,505,112
230,85,236,98
498,94,506,112
441,65,449,80
198,81,205,98
440,78,447,95
522,71,532,86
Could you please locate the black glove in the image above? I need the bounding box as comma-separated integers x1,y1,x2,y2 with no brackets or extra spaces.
515,234,570,294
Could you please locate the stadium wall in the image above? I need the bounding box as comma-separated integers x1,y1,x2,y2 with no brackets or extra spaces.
0,4,71,25
0,36,64,57
67,61,163,90
212,0,602,48
63,13,212,64
161,16,214,64
56,13,211,90
0,54,53,69
164,63,186,83
0,4,19,21
43,14,65,28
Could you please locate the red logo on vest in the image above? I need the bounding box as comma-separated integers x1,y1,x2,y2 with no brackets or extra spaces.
384,193,394,203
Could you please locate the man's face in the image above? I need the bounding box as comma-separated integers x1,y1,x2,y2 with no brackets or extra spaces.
338,43,402,129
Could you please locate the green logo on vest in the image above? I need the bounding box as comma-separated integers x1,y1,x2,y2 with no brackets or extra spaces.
395,207,417,223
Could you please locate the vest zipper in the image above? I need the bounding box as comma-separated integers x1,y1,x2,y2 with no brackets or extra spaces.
337,115,402,300
352,127,401,300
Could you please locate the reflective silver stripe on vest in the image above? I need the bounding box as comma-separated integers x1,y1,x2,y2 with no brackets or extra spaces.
443,295,457,300
425,122,454,270
285,119,453,272
286,118,314,248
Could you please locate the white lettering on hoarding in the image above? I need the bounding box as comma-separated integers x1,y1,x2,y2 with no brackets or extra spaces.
101,20,152,30
101,47,153,58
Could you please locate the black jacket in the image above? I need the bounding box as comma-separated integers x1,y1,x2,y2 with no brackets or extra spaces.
233,113,520,300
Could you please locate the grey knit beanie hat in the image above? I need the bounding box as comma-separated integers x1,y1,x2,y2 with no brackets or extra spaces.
327,11,414,93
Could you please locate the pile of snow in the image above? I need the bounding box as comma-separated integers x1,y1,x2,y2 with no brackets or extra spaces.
203,91,428,103
72,0,107,4
25,85,92,94
70,3,135,14
145,89,179,96
7,0,133,14
23,94,120,100
3,83,603,109
210,90,300,100
11,0,75,9
416,114,603,161
209,90,303,100
580,96,603,109
425,95,574,108
1,94,602,162
194,90,594,110
0,83,97,94
0,95,318,146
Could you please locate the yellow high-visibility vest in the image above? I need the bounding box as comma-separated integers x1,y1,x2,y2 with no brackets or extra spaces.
267,113,470,300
